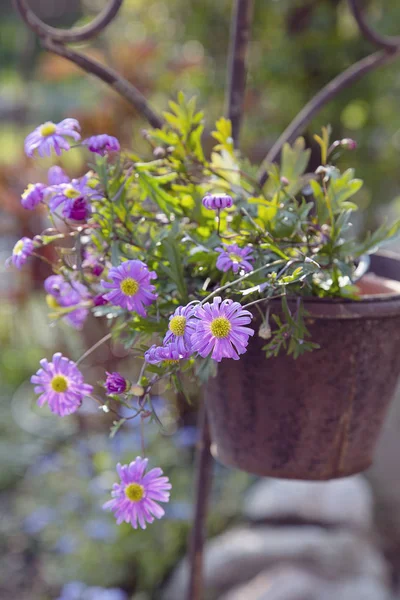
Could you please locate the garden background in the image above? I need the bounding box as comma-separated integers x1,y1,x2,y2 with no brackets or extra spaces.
2,1,400,599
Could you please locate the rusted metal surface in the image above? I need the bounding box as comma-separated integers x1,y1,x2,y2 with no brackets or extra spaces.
207,253,400,480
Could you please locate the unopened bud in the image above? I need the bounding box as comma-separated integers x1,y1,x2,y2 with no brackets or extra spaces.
340,138,357,150
153,146,166,158
258,320,272,340
131,384,145,397
280,176,290,187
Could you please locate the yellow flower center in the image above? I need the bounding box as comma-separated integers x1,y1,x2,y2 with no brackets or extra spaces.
120,277,139,296
40,122,57,137
169,315,186,336
46,294,59,310
13,240,24,255
51,375,68,393
210,316,231,338
125,482,145,502
22,184,35,199
64,186,80,199
229,253,243,263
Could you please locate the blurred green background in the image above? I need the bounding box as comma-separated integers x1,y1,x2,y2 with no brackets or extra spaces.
2,1,400,599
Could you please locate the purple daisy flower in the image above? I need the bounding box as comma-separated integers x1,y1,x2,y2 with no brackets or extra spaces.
191,296,254,362
105,372,128,395
47,166,70,185
25,118,81,157
101,260,157,317
10,237,34,269
82,250,104,276
82,134,120,155
64,197,91,222
48,175,93,213
163,304,197,353
216,243,254,274
93,294,108,306
202,193,233,211
103,457,171,529
31,352,93,416
145,341,191,365
21,183,47,210
45,275,90,330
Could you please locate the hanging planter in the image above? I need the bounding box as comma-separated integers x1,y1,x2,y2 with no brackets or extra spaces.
206,251,400,480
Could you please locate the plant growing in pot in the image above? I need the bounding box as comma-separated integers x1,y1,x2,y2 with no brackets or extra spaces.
10,103,400,502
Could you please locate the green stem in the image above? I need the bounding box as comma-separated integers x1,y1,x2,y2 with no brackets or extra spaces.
201,259,286,305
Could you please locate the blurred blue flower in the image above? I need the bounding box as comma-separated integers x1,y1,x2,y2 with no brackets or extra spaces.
29,452,62,475
60,491,85,513
58,581,127,600
23,506,58,534
84,518,116,541
85,587,127,600
58,582,86,600
54,534,78,554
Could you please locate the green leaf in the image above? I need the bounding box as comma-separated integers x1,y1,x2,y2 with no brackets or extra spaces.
344,218,400,257
212,117,234,156
195,355,217,382
137,171,183,216
161,236,188,302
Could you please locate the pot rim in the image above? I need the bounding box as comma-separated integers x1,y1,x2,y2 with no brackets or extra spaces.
276,250,400,319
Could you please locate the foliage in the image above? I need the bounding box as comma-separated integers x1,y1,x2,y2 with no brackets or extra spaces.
20,96,400,430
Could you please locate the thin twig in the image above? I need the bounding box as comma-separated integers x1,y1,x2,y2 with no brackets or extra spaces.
257,49,399,187
76,332,112,366
226,0,254,145
13,0,124,43
201,259,285,305
186,399,213,600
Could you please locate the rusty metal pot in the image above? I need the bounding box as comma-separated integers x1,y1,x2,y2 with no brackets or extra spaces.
206,252,400,480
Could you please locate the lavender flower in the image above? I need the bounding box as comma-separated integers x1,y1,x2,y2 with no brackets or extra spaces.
11,237,34,269
25,118,81,157
64,197,91,222
163,304,197,353
21,183,47,210
31,352,93,416
101,260,157,316
82,249,104,276
48,175,92,213
47,166,70,185
45,275,90,330
58,581,127,600
82,134,120,155
93,294,108,306
105,372,127,395
191,297,254,362
103,457,171,529
216,243,254,274
202,193,233,211
145,341,191,365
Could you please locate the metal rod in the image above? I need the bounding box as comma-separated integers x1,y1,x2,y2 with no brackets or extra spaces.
41,38,163,129
13,0,164,129
14,0,124,43
226,0,254,146
186,398,213,600
257,49,399,187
